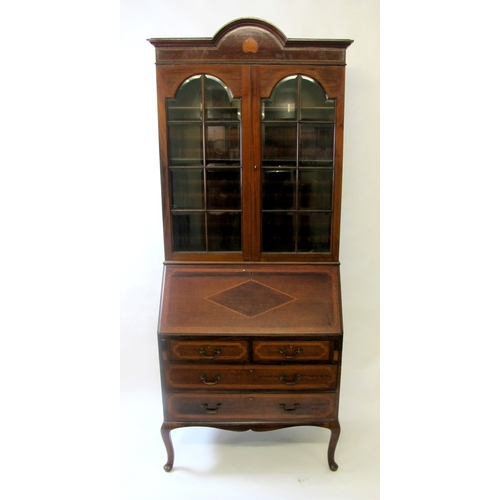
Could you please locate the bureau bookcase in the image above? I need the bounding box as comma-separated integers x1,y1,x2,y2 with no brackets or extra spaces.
149,19,353,471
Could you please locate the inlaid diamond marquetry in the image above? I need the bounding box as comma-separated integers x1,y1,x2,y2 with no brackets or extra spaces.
205,279,297,318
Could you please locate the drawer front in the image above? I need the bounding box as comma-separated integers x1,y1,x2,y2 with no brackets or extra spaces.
167,393,336,421
252,341,330,361
168,340,248,362
165,364,337,390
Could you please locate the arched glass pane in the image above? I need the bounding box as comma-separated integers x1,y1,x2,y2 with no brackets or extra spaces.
167,75,202,121
300,77,335,121
205,76,241,121
262,76,298,121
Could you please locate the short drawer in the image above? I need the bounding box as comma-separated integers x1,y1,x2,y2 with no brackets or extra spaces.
166,392,336,422
252,341,330,361
165,364,337,390
167,340,248,362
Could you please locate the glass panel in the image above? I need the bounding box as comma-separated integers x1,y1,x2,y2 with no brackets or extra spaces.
206,168,241,210
262,124,297,166
297,213,331,252
258,75,337,255
168,124,203,166
206,124,240,165
172,213,206,252
262,76,298,121
262,212,295,252
299,124,334,166
207,212,241,251
167,75,202,121
298,170,332,210
262,169,295,210
300,77,335,121
205,76,240,121
170,169,204,209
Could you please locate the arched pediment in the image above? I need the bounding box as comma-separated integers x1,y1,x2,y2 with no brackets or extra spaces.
149,18,353,65
213,18,287,47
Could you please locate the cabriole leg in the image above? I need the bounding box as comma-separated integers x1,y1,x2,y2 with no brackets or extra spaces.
160,423,174,472
328,421,341,471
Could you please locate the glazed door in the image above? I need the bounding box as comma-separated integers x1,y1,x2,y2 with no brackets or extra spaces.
158,65,345,262
251,66,346,262
158,65,253,261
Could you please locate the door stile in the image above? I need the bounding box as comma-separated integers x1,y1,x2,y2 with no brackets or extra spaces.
250,65,263,261
240,65,253,261
155,66,174,260
331,67,346,262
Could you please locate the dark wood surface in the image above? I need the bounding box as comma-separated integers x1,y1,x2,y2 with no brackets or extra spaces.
157,263,343,471
253,340,330,361
151,18,351,472
165,364,338,390
158,264,342,335
161,419,340,471
151,20,351,263
149,18,352,66
166,393,337,421
168,340,249,361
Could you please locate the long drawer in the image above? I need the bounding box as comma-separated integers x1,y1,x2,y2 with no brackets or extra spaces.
166,392,336,421
165,364,337,390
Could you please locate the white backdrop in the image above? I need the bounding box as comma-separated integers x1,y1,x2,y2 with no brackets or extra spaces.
3,1,500,498
119,1,379,498
3,2,499,499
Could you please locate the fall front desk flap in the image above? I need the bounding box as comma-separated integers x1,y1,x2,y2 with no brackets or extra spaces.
158,264,342,335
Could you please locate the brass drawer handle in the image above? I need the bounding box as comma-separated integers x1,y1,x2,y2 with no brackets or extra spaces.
200,374,221,385
198,347,222,359
201,403,222,414
279,346,302,359
279,403,301,413
279,374,302,385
